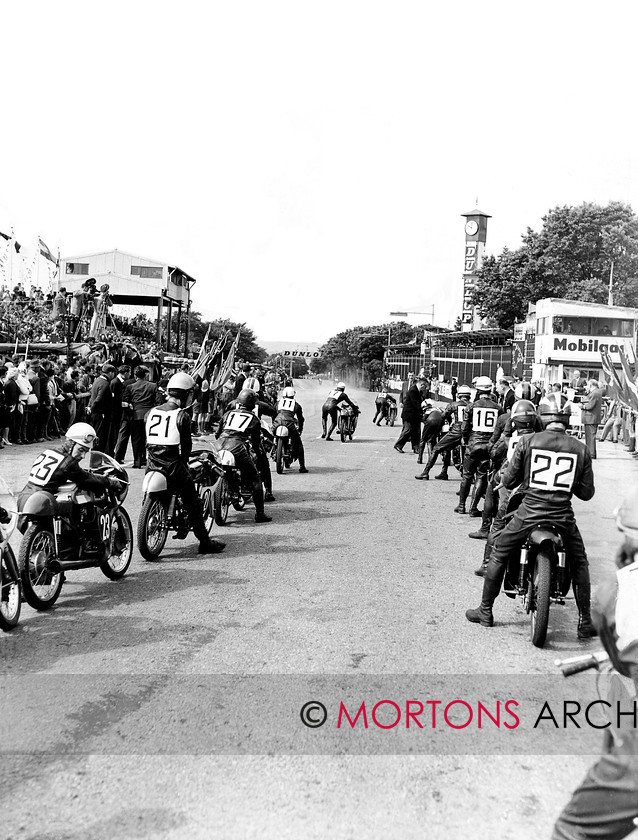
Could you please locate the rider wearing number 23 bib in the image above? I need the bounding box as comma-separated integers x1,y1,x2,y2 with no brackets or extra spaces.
466,391,597,639
145,372,226,554
455,377,504,516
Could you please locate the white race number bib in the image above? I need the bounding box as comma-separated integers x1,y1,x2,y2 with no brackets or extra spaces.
277,397,296,412
473,407,498,433
225,409,254,433
28,450,65,486
529,449,578,492
146,408,181,445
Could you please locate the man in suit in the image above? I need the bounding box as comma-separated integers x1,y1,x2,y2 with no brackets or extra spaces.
88,363,116,454
110,365,131,460
128,365,159,468
496,379,516,411
394,376,427,454
580,379,603,459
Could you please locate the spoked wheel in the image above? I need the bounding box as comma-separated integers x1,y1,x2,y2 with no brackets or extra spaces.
214,477,230,526
276,438,285,475
529,550,552,648
340,423,347,443
200,487,214,534
137,497,168,561
0,546,21,630
18,524,64,611
100,508,134,580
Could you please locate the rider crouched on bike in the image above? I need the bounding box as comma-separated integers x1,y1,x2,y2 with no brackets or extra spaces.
272,386,309,473
321,382,359,441
466,391,597,638
145,373,226,554
18,423,122,549
415,384,472,480
216,388,273,523
372,391,396,425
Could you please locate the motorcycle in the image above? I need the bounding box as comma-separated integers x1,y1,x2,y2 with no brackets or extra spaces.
385,403,397,426
338,405,359,443
214,443,259,525
501,490,573,648
0,477,21,631
17,452,133,611
272,423,297,474
137,442,224,561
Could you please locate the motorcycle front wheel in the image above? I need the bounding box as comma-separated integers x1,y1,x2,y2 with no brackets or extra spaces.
18,524,64,611
276,438,285,475
100,508,134,580
200,487,214,534
0,546,21,630
530,550,552,648
137,497,168,561
339,422,347,443
214,477,230,526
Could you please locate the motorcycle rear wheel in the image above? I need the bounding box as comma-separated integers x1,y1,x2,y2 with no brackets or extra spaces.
137,497,168,561
214,477,230,526
276,438,285,475
18,524,64,611
200,487,214,534
100,508,133,580
530,550,552,648
0,546,21,630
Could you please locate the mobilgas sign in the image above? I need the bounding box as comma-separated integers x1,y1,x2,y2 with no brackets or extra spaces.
539,334,636,363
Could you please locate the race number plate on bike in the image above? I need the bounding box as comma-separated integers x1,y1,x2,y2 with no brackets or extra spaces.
473,407,498,433
529,449,578,492
146,408,181,445
28,450,65,486
224,410,254,433
277,397,296,412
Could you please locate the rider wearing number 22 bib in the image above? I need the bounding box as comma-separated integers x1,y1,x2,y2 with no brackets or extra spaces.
466,392,597,639
145,372,225,554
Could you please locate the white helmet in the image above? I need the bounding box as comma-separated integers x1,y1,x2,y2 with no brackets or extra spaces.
475,376,493,392
283,386,296,398
167,372,195,391
66,422,97,448
336,381,346,391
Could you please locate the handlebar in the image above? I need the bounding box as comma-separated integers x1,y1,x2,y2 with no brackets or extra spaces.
555,651,609,676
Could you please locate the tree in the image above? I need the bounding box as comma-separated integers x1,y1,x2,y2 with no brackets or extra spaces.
471,202,638,328
267,353,308,377
318,321,427,377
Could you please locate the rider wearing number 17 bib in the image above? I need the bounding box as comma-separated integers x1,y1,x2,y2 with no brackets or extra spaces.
145,373,226,554
466,391,597,639
454,377,504,516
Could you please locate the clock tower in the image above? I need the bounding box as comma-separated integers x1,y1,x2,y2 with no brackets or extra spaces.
460,208,491,332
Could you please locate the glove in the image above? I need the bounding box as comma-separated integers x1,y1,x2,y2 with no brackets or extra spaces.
107,477,121,492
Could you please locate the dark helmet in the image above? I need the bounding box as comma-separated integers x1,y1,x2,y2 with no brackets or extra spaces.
514,381,534,401
510,399,537,430
236,388,257,410
539,392,571,427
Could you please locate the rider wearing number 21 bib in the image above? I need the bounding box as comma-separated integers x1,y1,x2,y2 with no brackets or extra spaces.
145,372,226,554
466,391,597,639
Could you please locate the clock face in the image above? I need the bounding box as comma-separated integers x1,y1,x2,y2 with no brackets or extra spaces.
465,220,479,236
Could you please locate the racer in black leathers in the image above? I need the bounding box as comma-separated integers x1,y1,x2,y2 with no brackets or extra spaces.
216,388,272,522
321,383,358,441
271,388,308,473
18,422,122,549
417,403,445,464
145,374,226,553
466,396,597,638
372,391,397,425
454,380,504,515
415,388,472,480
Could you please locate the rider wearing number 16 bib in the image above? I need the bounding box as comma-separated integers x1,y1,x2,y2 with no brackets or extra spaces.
466,392,597,639
454,377,504,516
145,373,226,554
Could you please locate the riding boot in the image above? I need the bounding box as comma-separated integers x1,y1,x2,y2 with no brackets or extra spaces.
454,476,472,514
468,474,487,517
465,575,500,626
574,584,598,639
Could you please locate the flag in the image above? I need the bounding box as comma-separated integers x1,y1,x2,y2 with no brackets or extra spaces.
617,347,638,411
39,237,57,264
0,230,21,252
212,329,241,390
600,348,625,405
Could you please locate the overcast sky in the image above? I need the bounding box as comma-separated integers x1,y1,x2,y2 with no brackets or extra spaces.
1,1,636,344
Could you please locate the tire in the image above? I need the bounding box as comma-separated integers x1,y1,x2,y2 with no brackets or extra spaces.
214,477,230,526
276,438,285,475
340,422,346,443
530,549,552,648
0,546,21,631
18,523,64,611
200,488,214,534
100,508,133,580
137,496,168,561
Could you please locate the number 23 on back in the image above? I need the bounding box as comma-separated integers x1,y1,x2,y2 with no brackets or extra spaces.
529,449,577,492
